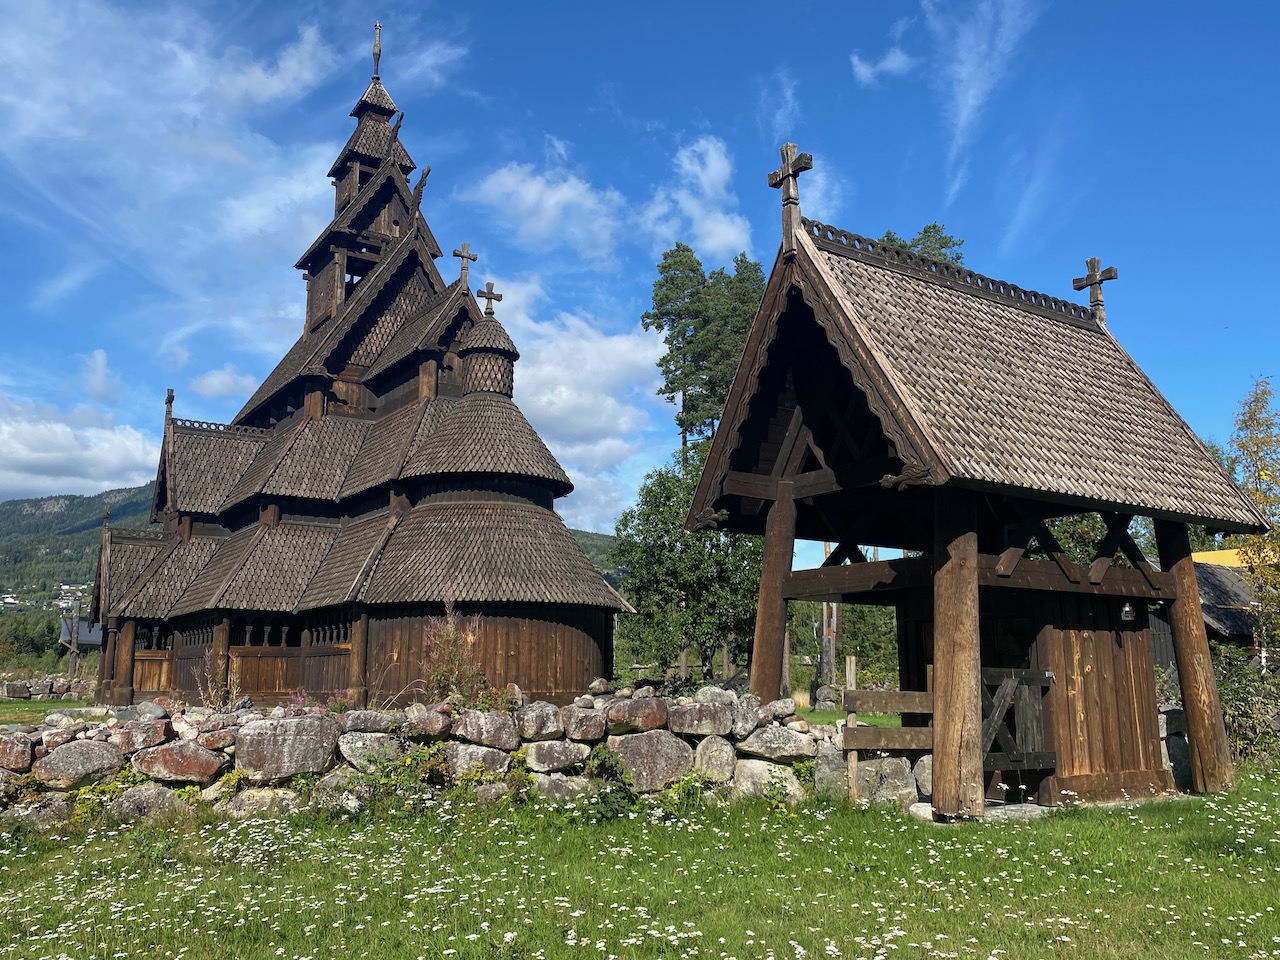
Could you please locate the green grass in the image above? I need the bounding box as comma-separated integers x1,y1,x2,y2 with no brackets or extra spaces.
798,706,901,728
2,769,1278,959
0,698,93,725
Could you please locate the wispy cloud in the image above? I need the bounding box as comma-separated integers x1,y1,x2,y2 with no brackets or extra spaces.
923,0,1040,203
398,39,468,92
78,349,121,406
640,136,751,263
850,46,919,86
799,157,850,225
758,68,800,143
30,259,105,310
189,364,258,400
213,24,338,105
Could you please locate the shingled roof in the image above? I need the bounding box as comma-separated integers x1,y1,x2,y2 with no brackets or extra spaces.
691,218,1267,534
166,423,268,514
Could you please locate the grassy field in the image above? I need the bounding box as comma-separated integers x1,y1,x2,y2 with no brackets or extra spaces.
0,699,94,726
2,765,1278,960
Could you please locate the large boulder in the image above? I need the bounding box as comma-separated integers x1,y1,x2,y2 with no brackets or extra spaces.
108,719,173,756
531,773,592,800
108,783,185,823
765,698,797,720
135,701,169,720
695,685,739,707
515,701,564,741
667,702,732,737
731,759,804,804
338,732,406,773
814,744,847,798
0,732,34,772
132,741,228,785
2,682,30,699
856,756,917,809
693,735,736,783
235,715,340,783
42,727,81,752
607,731,693,793
196,727,237,751
227,787,300,819
560,705,606,741
524,740,590,773
452,711,520,751
401,711,451,742
1,795,71,828
605,698,668,735
736,726,817,763
730,696,764,740
27,681,52,698
343,710,396,734
912,755,933,798
445,743,511,777
31,740,122,790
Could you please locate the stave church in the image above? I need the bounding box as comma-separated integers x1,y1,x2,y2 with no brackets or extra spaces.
91,26,626,708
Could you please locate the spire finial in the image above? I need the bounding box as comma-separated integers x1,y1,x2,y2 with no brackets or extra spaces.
476,281,503,317
1071,257,1118,325
372,21,382,79
412,166,431,209
453,242,478,285
768,143,813,258
165,388,174,419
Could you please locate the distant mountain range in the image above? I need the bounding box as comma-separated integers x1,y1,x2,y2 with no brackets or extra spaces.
0,482,616,599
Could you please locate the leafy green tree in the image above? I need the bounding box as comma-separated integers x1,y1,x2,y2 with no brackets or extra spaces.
880,222,965,265
642,245,764,473
1229,377,1280,646
611,445,762,677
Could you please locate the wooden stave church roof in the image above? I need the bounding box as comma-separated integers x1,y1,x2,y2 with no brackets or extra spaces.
689,216,1267,538
95,59,624,626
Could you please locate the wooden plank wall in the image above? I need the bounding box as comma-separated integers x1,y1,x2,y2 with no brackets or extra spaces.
132,650,168,699
229,645,351,703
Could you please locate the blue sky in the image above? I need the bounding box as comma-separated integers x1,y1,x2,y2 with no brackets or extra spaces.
1,1,1277,534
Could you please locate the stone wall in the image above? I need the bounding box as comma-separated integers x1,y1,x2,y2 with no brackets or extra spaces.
0,677,96,701
0,682,849,826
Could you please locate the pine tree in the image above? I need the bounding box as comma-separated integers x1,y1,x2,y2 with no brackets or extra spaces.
880,222,965,265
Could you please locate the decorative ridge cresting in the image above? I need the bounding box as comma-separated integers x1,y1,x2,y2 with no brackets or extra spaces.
801,218,1098,328
110,528,170,541
171,418,271,437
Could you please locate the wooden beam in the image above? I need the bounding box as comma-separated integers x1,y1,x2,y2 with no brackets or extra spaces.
842,689,934,713
783,555,930,600
843,726,934,751
1155,520,1234,794
977,555,1173,599
750,480,795,704
349,612,370,709
979,676,1020,755
931,487,984,819
114,619,136,706
724,471,778,501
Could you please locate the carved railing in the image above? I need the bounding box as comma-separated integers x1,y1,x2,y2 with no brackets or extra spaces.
170,418,271,437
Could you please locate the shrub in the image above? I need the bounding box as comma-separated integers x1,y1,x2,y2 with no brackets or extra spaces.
1213,644,1280,762
418,598,488,704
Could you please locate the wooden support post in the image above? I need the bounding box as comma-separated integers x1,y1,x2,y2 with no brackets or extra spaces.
161,630,179,697
350,612,370,709
99,618,118,700
212,617,231,703
1155,520,1235,793
750,480,795,704
115,620,136,706
931,487,984,819
846,655,859,802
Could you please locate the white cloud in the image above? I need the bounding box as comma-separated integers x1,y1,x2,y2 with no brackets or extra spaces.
398,39,468,92
189,364,258,400
922,0,1040,203
850,46,919,86
467,163,626,265
78,349,121,405
213,24,338,105
544,134,570,165
0,393,158,501
640,136,751,263
758,68,800,144
799,158,850,225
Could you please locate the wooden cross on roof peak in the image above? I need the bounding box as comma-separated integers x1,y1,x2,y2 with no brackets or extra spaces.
453,242,477,285
1072,256,1118,324
768,143,813,258
372,22,382,79
476,281,502,316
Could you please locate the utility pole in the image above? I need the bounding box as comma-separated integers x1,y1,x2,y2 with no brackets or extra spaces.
59,602,80,680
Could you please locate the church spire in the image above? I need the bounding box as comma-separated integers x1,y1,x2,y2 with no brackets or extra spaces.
372,21,382,79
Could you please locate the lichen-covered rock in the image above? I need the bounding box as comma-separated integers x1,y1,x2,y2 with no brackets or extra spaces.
736,725,817,763
765,698,797,719
338,732,405,773
588,678,613,695
475,782,510,803
32,740,122,790
445,743,510,777
452,710,519,750
2,682,30,699
401,711,451,742
912,755,933,798
1,795,70,828
108,782,185,822
108,719,173,756
133,741,228,785
343,710,395,734
607,730,693,793
731,759,804,804
694,735,736,783
0,732,34,772
311,766,366,814
171,715,200,741
196,727,237,751
515,701,564,741
667,702,732,737
531,772,592,800
27,681,52,698
136,701,169,720
605,698,668,735
814,744,847,798
694,686,738,707
227,787,300,819
560,705,606,742
235,715,340,783
524,740,590,773
730,696,764,740
856,756,917,809
41,727,82,751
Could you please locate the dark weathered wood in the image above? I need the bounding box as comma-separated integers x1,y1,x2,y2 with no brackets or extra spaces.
979,667,1053,685
979,677,1019,755
1155,520,1235,793
983,751,1055,772
842,689,934,714
349,612,369,708
751,480,795,705
1040,768,1171,806
115,620,137,706
783,555,930,600
977,555,1173,599
931,487,984,819
844,726,934,751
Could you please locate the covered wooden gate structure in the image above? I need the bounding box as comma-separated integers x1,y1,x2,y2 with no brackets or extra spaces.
688,145,1267,818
